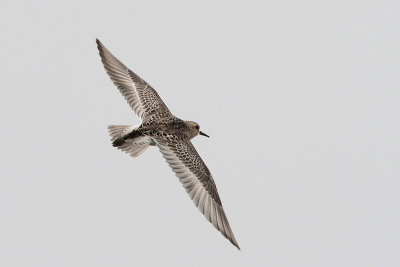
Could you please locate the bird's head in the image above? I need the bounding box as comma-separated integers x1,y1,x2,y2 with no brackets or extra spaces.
187,121,209,139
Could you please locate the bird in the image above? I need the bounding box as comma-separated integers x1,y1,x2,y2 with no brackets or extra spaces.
96,39,239,249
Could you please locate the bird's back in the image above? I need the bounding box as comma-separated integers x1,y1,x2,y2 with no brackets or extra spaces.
139,117,194,141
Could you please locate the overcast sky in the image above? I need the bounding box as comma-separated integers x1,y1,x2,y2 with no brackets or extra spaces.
1,1,399,266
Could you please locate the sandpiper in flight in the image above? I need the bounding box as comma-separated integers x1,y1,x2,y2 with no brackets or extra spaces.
96,39,239,249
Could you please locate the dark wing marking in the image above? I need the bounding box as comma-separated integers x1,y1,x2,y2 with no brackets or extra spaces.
155,139,240,249
96,39,172,121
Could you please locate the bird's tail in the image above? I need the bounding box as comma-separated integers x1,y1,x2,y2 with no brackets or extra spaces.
107,125,153,158
107,125,134,147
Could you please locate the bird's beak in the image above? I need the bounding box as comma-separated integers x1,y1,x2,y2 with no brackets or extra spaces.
199,131,210,138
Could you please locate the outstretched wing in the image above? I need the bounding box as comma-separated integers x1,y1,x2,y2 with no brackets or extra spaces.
155,139,240,249
96,39,172,122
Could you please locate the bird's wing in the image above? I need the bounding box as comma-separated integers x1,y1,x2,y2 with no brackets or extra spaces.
155,139,240,249
96,39,172,122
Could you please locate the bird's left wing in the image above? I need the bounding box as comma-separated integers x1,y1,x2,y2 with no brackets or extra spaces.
155,139,240,249
96,39,172,122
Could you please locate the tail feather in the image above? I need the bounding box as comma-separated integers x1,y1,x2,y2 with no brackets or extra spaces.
107,125,152,158
107,125,134,142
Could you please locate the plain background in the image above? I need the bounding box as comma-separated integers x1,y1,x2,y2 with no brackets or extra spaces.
1,1,399,266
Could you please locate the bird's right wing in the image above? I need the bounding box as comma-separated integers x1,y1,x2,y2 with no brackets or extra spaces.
155,139,240,249
96,39,172,122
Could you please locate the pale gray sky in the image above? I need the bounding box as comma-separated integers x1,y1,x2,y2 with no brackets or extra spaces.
1,0,399,266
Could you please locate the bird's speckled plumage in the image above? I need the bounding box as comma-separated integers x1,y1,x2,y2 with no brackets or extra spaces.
96,39,239,249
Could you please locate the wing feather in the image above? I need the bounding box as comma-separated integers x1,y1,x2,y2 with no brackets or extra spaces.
156,139,240,249
96,39,172,122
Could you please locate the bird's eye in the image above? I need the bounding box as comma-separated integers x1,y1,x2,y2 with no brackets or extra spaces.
196,125,200,130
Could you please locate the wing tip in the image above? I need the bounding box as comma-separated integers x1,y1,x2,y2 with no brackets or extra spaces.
230,236,241,250
221,213,240,250
96,38,105,61
96,38,102,46
96,38,106,56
